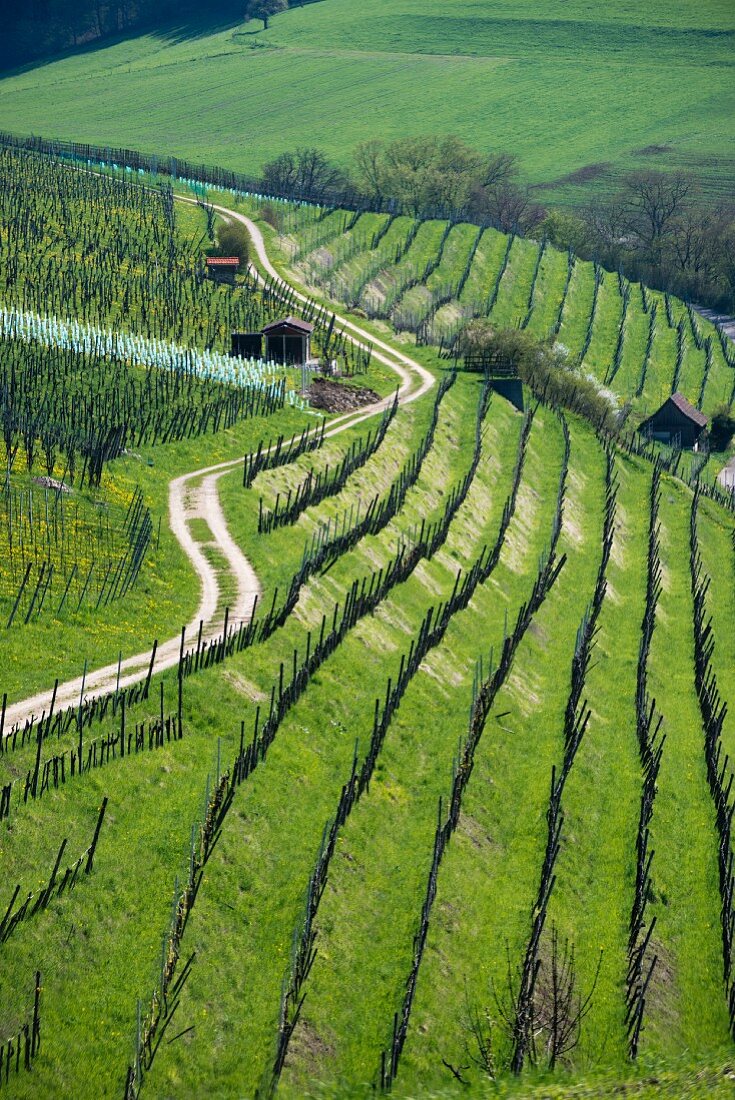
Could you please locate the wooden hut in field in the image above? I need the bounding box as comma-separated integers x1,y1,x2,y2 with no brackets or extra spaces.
231,316,315,364
639,392,708,449
206,256,240,284
262,317,314,365
460,345,523,411
231,331,264,359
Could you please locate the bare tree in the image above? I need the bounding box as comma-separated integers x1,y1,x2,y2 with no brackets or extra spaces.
260,147,346,201
468,156,545,233
671,204,730,297
583,196,629,257
534,926,602,1070
260,151,299,195
622,170,695,266
295,146,347,200
353,139,387,202
462,987,496,1080
464,930,602,1080
717,223,735,303
479,152,518,191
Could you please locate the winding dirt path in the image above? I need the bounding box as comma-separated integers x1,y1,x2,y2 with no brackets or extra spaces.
3,198,434,732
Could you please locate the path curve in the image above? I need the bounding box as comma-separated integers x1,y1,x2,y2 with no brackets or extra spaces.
695,306,735,345
3,196,435,731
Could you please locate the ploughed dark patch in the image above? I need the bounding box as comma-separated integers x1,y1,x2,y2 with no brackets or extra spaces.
634,143,675,156
535,162,612,189
309,377,382,413
558,162,613,184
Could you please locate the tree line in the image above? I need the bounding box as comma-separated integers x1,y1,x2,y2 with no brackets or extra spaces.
547,174,735,317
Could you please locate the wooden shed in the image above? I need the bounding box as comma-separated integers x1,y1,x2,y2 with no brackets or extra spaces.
262,317,314,365
206,256,240,285
460,347,523,411
231,332,263,360
639,392,708,449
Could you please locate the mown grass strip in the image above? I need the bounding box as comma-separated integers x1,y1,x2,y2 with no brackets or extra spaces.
641,482,730,1055
394,417,609,1089
141,398,534,1098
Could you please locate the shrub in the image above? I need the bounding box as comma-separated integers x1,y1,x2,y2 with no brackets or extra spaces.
258,202,283,232
455,321,621,433
214,220,250,267
710,405,735,452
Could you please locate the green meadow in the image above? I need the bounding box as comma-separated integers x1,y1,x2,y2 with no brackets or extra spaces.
0,0,733,202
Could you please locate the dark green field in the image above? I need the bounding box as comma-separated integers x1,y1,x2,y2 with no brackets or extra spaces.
0,0,733,203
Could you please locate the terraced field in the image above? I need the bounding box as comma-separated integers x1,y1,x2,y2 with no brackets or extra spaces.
280,205,735,420
1,152,735,1100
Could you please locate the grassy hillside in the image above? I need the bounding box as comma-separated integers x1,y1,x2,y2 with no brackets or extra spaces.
0,0,733,203
1,150,735,1099
267,199,735,420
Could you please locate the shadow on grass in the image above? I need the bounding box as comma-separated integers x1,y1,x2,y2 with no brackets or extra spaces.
0,0,331,79
0,10,243,79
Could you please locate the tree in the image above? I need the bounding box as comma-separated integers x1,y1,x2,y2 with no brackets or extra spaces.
353,140,386,203
717,222,735,305
466,154,545,233
214,220,250,267
466,929,602,1080
533,926,602,1070
476,177,545,234
260,147,346,201
478,151,517,191
261,151,300,194
455,322,621,432
353,136,483,216
540,209,591,255
581,196,629,268
622,170,695,268
295,146,346,199
709,405,735,452
669,204,731,301
244,0,287,30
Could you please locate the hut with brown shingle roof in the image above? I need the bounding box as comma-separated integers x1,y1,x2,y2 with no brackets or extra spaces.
639,392,708,449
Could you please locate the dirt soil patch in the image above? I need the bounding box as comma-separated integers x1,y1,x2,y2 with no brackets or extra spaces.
536,162,612,189
309,377,381,413
558,162,613,184
634,143,674,156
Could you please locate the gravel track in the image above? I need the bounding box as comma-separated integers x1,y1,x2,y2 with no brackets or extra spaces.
3,198,434,731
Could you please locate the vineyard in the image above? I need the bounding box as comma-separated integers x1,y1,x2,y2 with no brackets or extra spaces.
0,148,734,1100
0,148,391,696
271,202,735,421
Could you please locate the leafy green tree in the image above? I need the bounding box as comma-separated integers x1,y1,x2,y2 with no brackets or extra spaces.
244,0,288,30
539,210,591,255
456,321,620,431
214,220,250,267
354,136,483,216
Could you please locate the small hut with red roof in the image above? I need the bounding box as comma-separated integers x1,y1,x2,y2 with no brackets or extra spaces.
206,256,240,285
